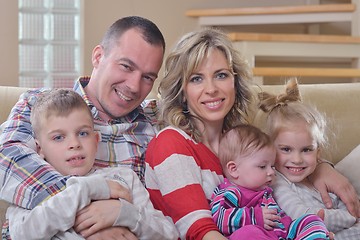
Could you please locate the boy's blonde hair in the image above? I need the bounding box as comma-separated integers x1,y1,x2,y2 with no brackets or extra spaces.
30,88,93,137
219,124,273,169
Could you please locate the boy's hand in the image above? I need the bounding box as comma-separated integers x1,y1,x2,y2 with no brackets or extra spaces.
106,180,132,203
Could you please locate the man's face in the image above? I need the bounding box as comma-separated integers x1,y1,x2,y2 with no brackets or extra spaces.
88,28,164,121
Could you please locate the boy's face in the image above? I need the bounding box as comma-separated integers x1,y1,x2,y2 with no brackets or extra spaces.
36,108,99,176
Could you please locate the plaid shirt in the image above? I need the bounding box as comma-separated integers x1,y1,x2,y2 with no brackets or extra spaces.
0,77,157,210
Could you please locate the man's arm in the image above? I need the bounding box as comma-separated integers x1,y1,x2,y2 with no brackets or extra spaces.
7,175,110,240
0,89,69,209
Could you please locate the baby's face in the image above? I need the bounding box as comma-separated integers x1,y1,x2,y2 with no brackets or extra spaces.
229,145,276,191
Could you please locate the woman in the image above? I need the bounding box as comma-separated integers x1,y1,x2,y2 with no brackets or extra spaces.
145,28,358,240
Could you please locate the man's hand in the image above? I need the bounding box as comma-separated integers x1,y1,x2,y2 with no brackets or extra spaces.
85,226,138,240
309,162,360,217
74,199,121,237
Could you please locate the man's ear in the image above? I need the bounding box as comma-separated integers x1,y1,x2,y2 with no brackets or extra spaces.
226,161,238,179
92,45,104,68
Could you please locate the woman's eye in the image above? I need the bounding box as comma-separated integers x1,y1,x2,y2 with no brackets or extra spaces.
189,76,202,83
216,72,228,79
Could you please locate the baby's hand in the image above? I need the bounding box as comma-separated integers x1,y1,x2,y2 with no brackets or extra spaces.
317,208,325,220
262,205,281,230
106,180,132,202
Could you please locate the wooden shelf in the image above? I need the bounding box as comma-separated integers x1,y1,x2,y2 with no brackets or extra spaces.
186,4,355,17
253,67,360,78
228,32,360,44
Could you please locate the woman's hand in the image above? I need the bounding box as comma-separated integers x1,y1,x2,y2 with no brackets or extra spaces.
309,162,360,217
74,199,121,237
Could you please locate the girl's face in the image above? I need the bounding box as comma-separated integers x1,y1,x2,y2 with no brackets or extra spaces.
274,120,319,184
184,48,235,128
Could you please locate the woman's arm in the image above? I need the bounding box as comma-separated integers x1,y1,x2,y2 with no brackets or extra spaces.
145,128,222,239
308,162,360,217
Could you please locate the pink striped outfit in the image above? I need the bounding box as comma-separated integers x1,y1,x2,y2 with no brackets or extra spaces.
210,178,330,240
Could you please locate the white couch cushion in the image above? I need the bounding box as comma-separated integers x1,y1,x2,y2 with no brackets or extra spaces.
335,144,360,198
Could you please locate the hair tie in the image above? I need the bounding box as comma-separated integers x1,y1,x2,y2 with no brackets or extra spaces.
258,78,302,113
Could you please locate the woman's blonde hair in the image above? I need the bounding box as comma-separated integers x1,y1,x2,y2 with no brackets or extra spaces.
158,28,254,142
258,78,329,158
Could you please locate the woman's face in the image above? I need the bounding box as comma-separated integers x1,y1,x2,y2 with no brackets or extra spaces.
184,48,235,127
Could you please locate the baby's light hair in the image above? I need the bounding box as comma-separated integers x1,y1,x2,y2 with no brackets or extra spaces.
258,78,329,158
219,124,274,169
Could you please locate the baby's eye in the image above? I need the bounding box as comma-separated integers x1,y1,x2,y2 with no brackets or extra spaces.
259,165,266,169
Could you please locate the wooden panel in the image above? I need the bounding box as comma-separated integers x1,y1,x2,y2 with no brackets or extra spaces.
253,67,360,78
228,32,360,44
186,4,355,17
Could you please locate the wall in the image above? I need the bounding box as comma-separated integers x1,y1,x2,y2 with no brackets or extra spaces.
0,0,351,94
0,0,18,86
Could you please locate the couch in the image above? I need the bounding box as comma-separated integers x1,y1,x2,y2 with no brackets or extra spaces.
0,83,360,227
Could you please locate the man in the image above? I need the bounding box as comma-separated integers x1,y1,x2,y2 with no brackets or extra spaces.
0,16,165,239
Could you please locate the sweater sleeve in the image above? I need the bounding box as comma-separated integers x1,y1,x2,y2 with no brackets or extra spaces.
210,186,263,236
145,127,223,240
7,174,110,240
272,172,356,233
106,167,179,240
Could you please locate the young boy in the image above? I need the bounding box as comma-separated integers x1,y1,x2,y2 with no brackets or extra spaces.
210,124,330,240
6,88,178,240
